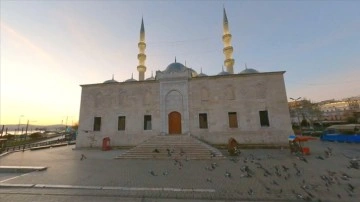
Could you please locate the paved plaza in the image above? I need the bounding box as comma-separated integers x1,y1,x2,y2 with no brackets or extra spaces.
0,140,359,201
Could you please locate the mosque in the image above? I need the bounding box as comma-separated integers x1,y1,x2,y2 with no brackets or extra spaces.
75,9,293,148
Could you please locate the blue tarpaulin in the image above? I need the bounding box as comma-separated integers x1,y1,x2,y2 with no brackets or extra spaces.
320,134,360,143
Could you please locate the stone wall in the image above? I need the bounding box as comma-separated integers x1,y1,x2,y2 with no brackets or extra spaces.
188,72,292,144
76,81,160,148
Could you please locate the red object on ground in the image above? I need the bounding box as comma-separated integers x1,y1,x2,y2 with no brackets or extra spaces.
102,137,111,151
301,147,310,155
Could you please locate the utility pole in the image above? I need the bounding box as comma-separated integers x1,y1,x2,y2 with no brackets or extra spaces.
17,115,24,135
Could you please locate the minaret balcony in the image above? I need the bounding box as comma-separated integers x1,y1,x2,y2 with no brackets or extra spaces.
223,46,233,54
224,59,235,67
222,33,232,41
137,65,146,72
138,42,146,48
137,53,147,60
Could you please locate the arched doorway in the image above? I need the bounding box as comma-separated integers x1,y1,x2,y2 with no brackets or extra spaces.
168,111,182,134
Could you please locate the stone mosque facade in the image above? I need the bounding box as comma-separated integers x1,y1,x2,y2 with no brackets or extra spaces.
75,9,293,148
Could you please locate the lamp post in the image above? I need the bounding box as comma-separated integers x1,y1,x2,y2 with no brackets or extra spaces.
290,97,302,135
17,115,24,135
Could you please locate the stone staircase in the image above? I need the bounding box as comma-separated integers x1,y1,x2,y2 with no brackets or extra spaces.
115,135,224,160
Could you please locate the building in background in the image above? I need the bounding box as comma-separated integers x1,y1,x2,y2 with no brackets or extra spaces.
288,96,360,129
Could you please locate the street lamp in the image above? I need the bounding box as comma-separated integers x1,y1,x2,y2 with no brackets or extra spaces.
290,97,302,135
17,115,24,135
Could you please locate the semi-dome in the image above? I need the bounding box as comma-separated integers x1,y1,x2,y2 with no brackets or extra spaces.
164,62,187,73
239,68,259,74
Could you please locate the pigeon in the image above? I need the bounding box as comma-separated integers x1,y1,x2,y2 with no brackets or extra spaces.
166,149,172,157
225,171,232,178
340,172,351,181
274,165,282,177
153,149,160,153
282,165,290,172
272,180,279,186
264,185,271,194
230,158,239,163
179,148,185,156
348,160,359,169
324,150,331,158
248,188,254,195
149,170,157,176
205,166,214,171
174,159,180,165
326,170,337,176
348,183,355,192
80,154,87,160
297,155,308,163
316,155,324,160
162,170,169,176
284,173,291,180
211,162,218,169
206,178,212,183
292,190,304,200
255,162,263,168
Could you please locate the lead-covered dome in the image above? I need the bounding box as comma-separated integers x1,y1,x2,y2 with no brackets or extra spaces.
103,79,118,84
218,70,230,76
239,68,259,74
164,62,187,73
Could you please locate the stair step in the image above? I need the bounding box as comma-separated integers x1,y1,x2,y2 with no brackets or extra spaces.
116,135,224,159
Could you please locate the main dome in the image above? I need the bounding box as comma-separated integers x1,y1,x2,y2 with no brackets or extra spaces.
164,62,187,73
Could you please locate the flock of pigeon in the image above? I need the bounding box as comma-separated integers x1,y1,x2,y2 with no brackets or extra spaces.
147,145,359,201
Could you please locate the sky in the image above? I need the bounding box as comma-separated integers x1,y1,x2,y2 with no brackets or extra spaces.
1,0,359,125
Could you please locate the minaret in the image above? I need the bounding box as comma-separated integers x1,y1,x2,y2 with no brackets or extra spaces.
222,7,235,74
137,17,146,81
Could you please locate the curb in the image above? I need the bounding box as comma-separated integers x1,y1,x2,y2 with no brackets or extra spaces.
0,166,47,173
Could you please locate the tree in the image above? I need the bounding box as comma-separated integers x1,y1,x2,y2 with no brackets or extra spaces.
72,122,79,130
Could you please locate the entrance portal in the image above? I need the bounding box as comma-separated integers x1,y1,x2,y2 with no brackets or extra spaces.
168,111,181,134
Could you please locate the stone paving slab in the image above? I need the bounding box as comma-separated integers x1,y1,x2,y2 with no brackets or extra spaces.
0,141,359,201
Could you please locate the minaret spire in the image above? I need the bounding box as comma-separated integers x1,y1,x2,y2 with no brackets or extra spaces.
137,17,147,81
222,7,235,74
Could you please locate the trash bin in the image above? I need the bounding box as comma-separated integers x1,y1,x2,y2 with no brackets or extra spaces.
102,137,111,151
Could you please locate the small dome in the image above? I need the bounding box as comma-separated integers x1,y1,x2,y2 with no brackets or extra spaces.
218,71,230,76
146,71,156,80
239,68,259,74
198,73,208,77
103,75,118,83
103,79,118,83
146,76,155,81
165,62,187,73
125,78,137,82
